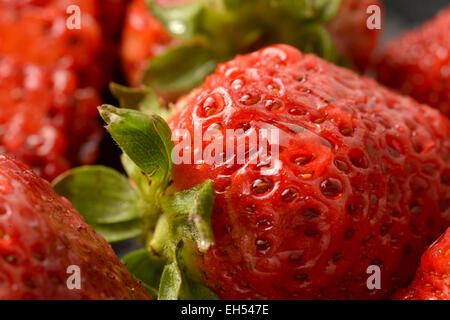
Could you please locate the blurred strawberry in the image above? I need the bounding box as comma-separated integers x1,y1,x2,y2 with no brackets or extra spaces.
326,0,382,72
0,0,128,38
0,0,129,89
0,55,102,180
377,6,450,117
0,1,107,88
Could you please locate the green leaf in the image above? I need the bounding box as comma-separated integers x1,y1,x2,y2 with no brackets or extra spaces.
182,272,219,300
143,180,217,300
52,166,144,243
121,153,152,198
157,242,219,300
283,24,339,62
52,166,141,225
158,261,183,300
276,0,341,22
152,180,215,253
148,0,205,38
92,219,143,243
142,43,218,94
315,0,342,22
123,249,166,298
109,82,171,120
98,105,174,194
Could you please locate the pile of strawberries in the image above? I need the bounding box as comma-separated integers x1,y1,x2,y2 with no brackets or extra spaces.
0,0,449,300
0,0,128,180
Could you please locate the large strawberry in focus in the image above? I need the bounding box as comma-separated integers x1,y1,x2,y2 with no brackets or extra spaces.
377,6,450,117
0,154,151,300
120,0,381,99
0,56,102,180
56,45,450,300
166,45,450,299
392,228,450,300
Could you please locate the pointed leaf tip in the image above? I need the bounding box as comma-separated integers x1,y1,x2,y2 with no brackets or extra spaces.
98,104,122,125
97,106,174,202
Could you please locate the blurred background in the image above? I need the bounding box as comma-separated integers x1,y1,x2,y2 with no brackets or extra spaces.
383,0,449,39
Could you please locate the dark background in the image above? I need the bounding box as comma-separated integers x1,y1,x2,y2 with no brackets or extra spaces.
383,0,449,39
112,0,450,257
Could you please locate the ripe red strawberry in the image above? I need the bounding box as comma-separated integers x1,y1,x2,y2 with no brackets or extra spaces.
392,228,450,300
0,154,151,300
0,55,102,180
326,0,382,72
377,6,450,117
120,0,381,90
166,45,450,299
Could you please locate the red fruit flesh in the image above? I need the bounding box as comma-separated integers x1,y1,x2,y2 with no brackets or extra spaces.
377,6,450,117
168,45,450,299
392,228,450,300
326,0,382,72
0,155,151,300
0,56,102,180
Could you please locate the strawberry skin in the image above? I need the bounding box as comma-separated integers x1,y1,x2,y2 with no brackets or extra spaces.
0,55,102,180
377,6,450,117
168,45,450,299
392,228,450,300
0,154,151,300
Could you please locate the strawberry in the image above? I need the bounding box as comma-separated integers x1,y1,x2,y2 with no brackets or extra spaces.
120,0,380,98
0,0,128,90
326,0,382,72
0,55,102,180
166,45,450,299
377,6,450,117
392,228,450,300
0,1,107,89
0,154,151,300
57,45,450,300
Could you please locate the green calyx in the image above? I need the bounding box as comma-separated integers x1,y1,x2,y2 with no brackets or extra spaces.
52,102,217,300
143,0,342,96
